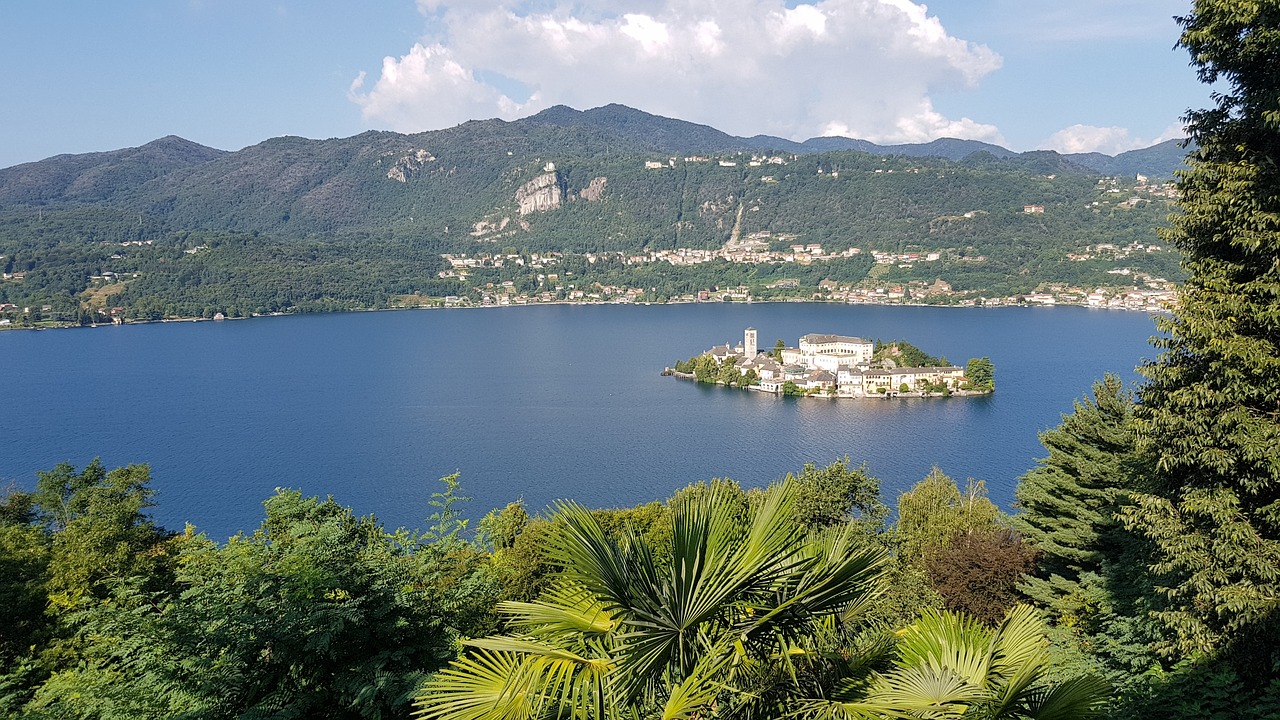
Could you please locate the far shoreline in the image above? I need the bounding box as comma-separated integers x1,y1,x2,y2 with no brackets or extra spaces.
0,295,1170,333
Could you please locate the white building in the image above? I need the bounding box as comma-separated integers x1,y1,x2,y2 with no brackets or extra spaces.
797,333,874,364
697,328,970,397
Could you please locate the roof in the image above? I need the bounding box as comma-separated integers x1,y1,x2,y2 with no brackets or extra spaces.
800,333,871,345
892,366,963,374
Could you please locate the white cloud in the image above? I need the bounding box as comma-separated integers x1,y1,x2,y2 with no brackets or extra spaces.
1038,122,1187,154
1152,122,1189,144
348,44,542,131
351,0,1004,144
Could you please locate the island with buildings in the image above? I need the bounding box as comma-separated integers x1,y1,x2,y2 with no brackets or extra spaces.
668,328,994,398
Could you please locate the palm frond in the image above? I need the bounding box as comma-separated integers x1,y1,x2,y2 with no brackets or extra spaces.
546,502,636,613
1022,675,1111,720
983,606,1053,717
989,605,1050,681
746,526,888,645
500,583,618,638
892,609,994,687
415,649,544,720
864,664,986,717
460,637,613,720
655,647,737,720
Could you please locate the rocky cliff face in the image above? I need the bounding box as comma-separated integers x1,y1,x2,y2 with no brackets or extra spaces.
385,149,436,182
579,176,607,202
516,172,563,215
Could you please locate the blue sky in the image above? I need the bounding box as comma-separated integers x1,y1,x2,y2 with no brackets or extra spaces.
1,1,1209,169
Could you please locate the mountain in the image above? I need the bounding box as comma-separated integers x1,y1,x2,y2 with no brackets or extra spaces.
0,106,1189,212
0,136,227,205
0,103,1186,325
1063,139,1190,177
810,136,1020,161
0,103,1190,244
522,103,775,154
517,105,1179,171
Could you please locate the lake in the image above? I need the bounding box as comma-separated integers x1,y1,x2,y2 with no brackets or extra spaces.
1,303,1159,540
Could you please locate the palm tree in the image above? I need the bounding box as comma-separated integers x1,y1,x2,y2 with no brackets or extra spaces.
802,605,1110,720
414,478,889,720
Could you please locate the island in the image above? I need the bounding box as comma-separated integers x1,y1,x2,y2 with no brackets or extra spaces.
667,327,994,398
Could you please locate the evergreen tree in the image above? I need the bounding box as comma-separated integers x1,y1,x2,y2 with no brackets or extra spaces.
1011,378,1168,702
1013,375,1138,611
1123,0,1280,659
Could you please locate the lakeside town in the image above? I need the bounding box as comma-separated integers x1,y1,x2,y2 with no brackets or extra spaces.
1,230,1174,327
421,171,1180,312
668,328,994,398
428,240,1177,312
0,165,1180,327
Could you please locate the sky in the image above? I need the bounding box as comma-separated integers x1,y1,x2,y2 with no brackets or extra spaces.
1,1,1211,169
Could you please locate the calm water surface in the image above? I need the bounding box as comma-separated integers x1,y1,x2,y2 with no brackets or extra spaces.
1,304,1159,539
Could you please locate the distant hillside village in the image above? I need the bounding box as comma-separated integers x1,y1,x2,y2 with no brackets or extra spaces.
669,328,994,398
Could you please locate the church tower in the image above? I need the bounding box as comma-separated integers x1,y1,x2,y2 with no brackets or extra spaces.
744,327,758,358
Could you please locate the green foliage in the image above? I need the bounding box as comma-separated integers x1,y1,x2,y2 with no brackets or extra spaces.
809,605,1111,720
873,339,945,367
1007,376,1170,702
36,463,173,612
0,468,502,720
895,468,1003,566
1113,654,1280,720
784,458,889,532
487,515,559,604
415,476,890,719
966,356,996,391
1012,376,1140,614
0,497,49,668
424,471,470,544
476,500,529,551
149,489,496,719
1122,0,1280,664
890,469,1040,627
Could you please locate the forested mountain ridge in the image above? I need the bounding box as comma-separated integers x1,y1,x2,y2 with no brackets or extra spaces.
0,135,227,206
0,104,1188,208
0,105,1185,325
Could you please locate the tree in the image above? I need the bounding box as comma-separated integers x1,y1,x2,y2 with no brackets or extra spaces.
32,462,173,611
1122,0,1280,661
784,458,888,532
925,528,1038,626
1008,377,1168,698
11,475,503,720
0,488,49,672
155,489,492,719
1012,375,1139,612
476,500,529,551
896,468,1002,565
966,357,995,391
415,478,889,719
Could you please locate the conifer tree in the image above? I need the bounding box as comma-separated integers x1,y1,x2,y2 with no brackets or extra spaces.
1013,375,1137,611
1124,0,1280,656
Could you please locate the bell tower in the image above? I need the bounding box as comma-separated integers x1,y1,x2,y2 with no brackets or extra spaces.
744,327,758,358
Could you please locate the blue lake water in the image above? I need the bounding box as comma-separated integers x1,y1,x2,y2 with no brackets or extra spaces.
1,303,1159,540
